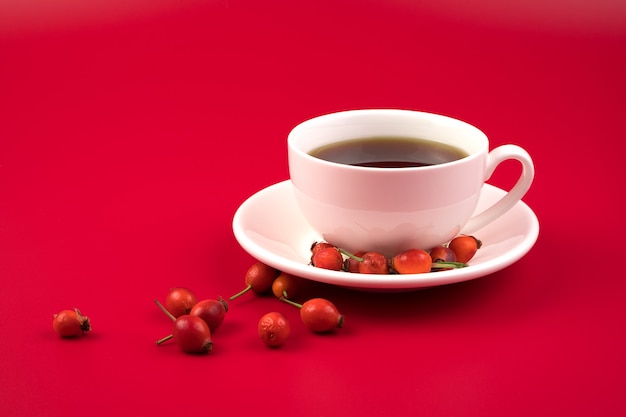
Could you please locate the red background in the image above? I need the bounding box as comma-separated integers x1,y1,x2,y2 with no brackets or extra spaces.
1,1,625,416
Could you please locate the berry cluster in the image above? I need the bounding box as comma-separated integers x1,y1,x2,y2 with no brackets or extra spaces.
149,264,344,352
52,261,344,353
153,288,228,354
228,262,344,347
51,236,480,350
310,235,483,274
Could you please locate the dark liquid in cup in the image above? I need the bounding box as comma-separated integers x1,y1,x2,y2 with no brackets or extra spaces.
309,137,468,168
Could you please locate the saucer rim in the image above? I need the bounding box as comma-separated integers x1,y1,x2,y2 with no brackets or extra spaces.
232,180,539,290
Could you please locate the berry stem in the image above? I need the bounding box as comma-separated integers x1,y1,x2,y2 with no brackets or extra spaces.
156,334,173,345
338,248,363,262
431,261,467,269
228,285,251,301
154,299,177,322
279,296,303,309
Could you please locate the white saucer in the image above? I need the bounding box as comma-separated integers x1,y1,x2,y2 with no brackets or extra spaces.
232,180,539,291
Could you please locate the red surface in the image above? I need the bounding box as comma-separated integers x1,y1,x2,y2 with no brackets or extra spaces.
1,1,625,416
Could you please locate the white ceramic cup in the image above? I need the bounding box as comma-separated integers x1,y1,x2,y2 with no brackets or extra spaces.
287,109,534,257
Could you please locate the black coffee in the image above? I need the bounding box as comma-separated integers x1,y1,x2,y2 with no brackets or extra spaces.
309,137,468,168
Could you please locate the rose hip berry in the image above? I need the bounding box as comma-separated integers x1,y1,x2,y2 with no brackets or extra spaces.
311,241,335,256
271,272,300,299
392,248,432,274
190,297,229,332
53,308,91,337
258,312,290,347
229,262,280,300
448,235,482,263
311,245,343,271
344,251,365,273
281,297,344,333
358,251,389,274
165,287,198,318
157,315,213,354
429,246,457,263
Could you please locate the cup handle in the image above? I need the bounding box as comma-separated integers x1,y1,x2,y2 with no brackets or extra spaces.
462,144,535,234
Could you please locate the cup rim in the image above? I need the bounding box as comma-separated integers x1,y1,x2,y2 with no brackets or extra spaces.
287,109,488,171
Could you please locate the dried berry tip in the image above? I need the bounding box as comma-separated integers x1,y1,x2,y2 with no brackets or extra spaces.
74,308,91,333
218,296,229,312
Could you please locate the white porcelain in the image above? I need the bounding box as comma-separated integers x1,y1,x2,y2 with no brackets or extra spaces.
232,180,539,291
288,109,534,256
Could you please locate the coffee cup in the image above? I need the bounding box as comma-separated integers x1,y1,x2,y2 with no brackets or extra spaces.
287,109,534,257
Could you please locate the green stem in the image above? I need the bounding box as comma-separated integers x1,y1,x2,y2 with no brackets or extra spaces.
279,296,303,309
338,248,363,262
154,299,176,321
228,285,252,301
431,261,467,269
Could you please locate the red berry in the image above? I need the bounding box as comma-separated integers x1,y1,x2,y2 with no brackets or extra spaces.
429,246,457,263
230,262,280,300
300,298,344,332
310,241,335,256
246,262,280,292
165,287,198,318
448,235,482,263
53,308,91,337
392,249,432,274
281,297,344,333
358,252,389,274
311,246,343,271
272,272,300,299
344,251,365,273
190,298,228,332
258,312,290,347
157,315,213,354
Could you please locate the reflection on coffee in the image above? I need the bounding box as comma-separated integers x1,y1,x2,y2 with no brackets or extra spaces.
309,137,468,168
